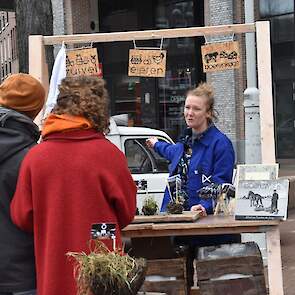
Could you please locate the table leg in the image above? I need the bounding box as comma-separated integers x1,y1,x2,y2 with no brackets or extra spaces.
266,226,283,295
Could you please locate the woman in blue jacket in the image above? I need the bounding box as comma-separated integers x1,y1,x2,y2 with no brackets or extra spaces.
146,83,239,287
147,82,235,215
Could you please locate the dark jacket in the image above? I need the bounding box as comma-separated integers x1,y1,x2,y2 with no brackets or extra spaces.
0,106,39,292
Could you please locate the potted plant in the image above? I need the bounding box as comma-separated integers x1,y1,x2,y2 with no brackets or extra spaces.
166,191,185,214
166,175,185,214
67,241,146,295
141,195,158,216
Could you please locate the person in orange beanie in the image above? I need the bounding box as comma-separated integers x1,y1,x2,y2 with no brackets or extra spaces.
0,73,45,295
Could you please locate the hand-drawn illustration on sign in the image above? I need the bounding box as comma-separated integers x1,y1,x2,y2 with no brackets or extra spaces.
235,179,289,220
128,49,167,77
201,41,240,73
66,48,101,77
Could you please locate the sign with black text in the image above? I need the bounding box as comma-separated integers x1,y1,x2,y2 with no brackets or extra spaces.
128,49,166,77
66,48,101,77
201,41,240,72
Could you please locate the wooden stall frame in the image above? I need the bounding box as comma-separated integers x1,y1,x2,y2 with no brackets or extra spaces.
29,21,275,164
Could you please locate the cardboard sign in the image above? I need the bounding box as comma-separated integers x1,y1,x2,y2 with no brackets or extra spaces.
128,49,166,77
201,41,240,72
66,48,100,77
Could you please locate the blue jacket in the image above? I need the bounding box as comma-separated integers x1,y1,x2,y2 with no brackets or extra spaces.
154,125,235,214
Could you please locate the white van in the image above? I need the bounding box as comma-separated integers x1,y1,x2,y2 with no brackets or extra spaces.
107,115,173,212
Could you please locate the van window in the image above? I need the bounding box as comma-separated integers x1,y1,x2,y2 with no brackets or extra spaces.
125,138,169,174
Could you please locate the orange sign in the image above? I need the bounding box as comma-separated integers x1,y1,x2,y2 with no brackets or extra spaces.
201,41,240,72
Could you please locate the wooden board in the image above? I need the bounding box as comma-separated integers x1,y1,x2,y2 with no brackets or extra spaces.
128,49,166,77
66,48,100,77
201,41,240,72
132,211,201,223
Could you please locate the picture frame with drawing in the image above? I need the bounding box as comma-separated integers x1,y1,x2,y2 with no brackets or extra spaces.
235,179,289,220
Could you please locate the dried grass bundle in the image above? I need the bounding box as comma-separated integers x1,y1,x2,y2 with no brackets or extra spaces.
67,241,146,295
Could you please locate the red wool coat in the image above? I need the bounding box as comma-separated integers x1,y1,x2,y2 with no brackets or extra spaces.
10,130,137,295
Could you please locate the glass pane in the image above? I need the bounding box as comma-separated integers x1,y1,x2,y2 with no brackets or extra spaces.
146,141,170,173
98,0,204,141
155,0,200,139
260,0,294,17
275,81,295,159
271,14,294,44
125,139,153,174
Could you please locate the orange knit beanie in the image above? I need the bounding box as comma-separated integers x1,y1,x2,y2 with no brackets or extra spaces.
0,73,46,119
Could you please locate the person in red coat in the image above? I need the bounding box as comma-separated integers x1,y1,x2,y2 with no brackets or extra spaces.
10,76,137,295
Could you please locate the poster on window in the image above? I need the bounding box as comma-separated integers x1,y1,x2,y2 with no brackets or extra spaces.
201,41,240,73
235,179,289,220
66,48,101,77
128,49,166,77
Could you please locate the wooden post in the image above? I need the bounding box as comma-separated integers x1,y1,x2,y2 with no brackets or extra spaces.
266,226,284,295
29,35,49,127
256,21,276,164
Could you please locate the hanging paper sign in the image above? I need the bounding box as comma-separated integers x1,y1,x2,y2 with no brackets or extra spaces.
128,49,166,77
201,41,240,73
66,48,100,77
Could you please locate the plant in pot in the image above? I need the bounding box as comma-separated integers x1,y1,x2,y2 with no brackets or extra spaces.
166,191,186,214
67,241,147,295
166,175,186,214
141,195,158,216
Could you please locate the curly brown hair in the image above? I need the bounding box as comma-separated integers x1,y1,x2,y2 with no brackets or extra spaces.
53,76,109,133
186,82,218,122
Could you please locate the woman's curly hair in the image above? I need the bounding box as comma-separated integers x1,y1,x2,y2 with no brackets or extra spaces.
53,76,109,133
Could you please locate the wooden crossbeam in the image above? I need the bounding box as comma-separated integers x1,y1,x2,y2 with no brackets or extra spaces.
42,23,255,45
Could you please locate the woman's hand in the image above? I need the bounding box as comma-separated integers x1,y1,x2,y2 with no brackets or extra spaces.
190,204,207,217
146,137,158,148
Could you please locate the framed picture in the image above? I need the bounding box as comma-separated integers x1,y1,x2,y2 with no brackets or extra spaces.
235,179,289,220
235,164,279,184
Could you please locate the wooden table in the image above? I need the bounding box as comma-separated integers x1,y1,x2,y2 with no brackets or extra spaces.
122,215,283,295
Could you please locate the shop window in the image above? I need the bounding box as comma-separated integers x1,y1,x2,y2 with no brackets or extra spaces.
259,0,294,17
98,0,204,141
271,14,294,44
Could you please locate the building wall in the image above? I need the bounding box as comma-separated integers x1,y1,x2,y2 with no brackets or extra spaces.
71,0,91,34
204,0,247,162
52,0,66,36
0,11,18,81
204,0,237,143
